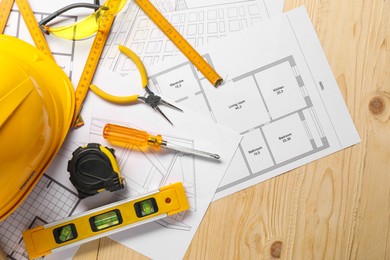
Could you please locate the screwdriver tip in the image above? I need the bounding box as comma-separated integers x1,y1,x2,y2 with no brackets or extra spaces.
210,154,220,160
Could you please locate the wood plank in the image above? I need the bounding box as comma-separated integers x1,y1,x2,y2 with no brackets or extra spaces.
73,239,100,260
97,237,148,260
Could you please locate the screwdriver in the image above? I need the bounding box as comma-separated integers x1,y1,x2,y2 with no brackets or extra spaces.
103,123,220,160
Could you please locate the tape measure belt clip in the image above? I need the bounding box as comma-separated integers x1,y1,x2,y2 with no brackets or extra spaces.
67,143,123,198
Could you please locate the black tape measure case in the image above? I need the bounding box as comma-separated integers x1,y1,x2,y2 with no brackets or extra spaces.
67,143,124,198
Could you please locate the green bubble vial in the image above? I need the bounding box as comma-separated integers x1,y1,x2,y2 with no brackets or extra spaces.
90,210,122,231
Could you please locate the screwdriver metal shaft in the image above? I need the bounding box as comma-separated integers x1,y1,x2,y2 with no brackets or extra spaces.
103,123,220,160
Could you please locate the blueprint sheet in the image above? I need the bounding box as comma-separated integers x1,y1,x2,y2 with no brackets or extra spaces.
113,6,361,201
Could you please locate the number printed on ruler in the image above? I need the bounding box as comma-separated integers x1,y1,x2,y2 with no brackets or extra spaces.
14,0,54,60
0,0,14,33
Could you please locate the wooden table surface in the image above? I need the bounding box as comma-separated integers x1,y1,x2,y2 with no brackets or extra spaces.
74,0,390,259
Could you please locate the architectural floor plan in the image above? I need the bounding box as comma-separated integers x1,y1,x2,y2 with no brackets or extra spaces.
101,0,277,73
217,55,331,191
136,7,360,200
149,54,330,194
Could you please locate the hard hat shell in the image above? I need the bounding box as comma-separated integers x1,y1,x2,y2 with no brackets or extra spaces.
0,35,75,221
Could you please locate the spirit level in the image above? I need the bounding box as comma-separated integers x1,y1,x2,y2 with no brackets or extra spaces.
134,0,223,87
72,0,123,127
23,182,189,259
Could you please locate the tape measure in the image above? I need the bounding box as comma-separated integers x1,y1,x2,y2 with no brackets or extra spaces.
23,182,190,259
67,143,124,199
134,0,223,87
72,0,123,127
0,0,13,33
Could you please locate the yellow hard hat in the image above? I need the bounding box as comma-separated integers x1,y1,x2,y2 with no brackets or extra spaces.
0,35,75,221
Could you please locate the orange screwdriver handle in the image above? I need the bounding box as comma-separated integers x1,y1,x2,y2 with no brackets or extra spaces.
103,123,163,150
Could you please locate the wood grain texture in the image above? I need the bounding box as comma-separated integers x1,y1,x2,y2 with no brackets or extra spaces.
75,0,390,259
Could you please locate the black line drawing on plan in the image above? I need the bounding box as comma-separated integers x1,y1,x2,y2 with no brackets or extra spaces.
216,55,330,191
145,54,330,193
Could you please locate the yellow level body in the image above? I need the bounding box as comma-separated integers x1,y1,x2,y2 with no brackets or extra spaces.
23,182,189,259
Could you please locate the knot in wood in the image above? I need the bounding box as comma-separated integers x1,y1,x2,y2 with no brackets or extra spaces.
369,96,385,115
270,240,282,258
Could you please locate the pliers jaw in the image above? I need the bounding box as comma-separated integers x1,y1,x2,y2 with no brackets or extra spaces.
89,45,184,126
153,106,174,126
143,92,162,109
139,86,183,126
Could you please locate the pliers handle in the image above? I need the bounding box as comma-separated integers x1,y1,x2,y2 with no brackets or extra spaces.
89,45,148,104
90,45,182,125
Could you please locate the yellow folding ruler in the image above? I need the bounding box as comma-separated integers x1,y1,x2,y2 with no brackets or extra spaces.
0,0,54,59
0,0,13,33
72,0,123,127
23,182,190,259
15,0,54,59
134,0,223,87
